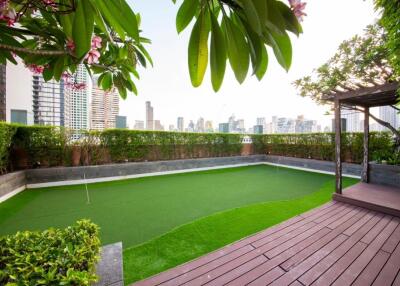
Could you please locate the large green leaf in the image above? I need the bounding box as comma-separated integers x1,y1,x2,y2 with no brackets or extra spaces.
59,0,74,38
107,0,139,41
72,0,94,58
276,1,303,36
239,0,262,35
95,0,126,41
188,10,210,87
176,0,199,34
210,12,226,92
256,45,268,80
264,29,292,71
222,16,249,84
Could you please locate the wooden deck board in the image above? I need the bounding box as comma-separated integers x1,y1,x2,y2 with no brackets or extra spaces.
132,201,400,286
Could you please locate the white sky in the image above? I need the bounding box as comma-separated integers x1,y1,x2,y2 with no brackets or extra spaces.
121,0,379,129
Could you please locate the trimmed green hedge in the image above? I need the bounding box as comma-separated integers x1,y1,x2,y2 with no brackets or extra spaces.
0,220,100,285
0,123,396,170
250,132,394,163
0,123,17,174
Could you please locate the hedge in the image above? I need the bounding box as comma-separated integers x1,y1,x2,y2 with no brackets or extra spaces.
0,123,397,170
0,220,100,285
0,123,17,174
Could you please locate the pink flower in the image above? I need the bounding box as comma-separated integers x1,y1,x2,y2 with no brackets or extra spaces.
0,6,16,26
289,0,306,21
26,64,45,74
85,49,101,64
66,39,75,52
91,36,102,49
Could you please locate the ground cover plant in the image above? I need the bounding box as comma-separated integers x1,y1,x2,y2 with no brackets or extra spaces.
0,164,358,284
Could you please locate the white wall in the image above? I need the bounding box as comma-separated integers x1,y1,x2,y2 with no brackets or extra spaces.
6,60,33,124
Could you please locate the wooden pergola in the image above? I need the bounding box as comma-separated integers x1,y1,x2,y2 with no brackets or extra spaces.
323,81,399,194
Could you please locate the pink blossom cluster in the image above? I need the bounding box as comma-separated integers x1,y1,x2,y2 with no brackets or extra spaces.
289,0,306,22
85,36,102,64
27,64,45,74
62,72,87,91
0,0,16,26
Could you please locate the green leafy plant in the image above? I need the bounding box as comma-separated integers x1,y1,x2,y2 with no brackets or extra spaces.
0,123,17,174
0,219,100,285
0,0,303,96
174,0,304,91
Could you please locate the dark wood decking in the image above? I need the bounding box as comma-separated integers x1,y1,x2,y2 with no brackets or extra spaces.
333,182,400,217
132,201,400,286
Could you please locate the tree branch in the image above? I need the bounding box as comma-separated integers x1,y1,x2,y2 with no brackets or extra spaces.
390,105,400,112
0,43,69,56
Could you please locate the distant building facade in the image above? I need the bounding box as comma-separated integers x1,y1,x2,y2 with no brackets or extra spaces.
116,115,127,129
146,101,154,130
253,125,263,134
134,120,144,130
219,123,229,133
32,75,65,126
0,65,5,121
154,120,164,131
177,117,184,132
379,106,400,131
90,83,119,131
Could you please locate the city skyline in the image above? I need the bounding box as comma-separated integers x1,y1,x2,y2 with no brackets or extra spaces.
119,0,379,130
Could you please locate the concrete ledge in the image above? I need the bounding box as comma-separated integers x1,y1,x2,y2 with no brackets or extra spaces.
265,155,362,178
370,163,400,188
0,171,26,203
94,242,123,286
25,155,267,186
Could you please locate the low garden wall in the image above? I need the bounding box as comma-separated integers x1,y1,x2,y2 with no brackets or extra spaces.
0,171,25,201
370,163,400,188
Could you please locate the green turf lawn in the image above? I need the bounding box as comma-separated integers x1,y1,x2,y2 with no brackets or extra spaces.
0,164,358,284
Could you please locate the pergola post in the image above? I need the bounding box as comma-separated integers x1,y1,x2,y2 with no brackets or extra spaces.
362,107,370,182
334,98,342,194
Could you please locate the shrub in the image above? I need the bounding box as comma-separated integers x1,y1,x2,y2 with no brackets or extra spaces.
0,123,17,174
0,220,101,286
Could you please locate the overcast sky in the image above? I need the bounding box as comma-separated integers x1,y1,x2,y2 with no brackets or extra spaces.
121,0,379,129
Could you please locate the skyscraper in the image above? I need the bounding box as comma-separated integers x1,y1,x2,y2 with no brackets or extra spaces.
116,116,127,129
0,65,5,121
177,117,184,132
154,120,164,131
5,60,33,125
32,75,65,126
134,120,144,130
341,109,361,132
64,65,91,133
146,101,154,130
90,79,119,131
379,106,400,131
205,120,213,132
196,117,205,133
187,120,195,132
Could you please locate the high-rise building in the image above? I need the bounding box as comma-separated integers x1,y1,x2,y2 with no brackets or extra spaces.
219,123,229,133
379,106,400,131
32,75,65,126
146,101,154,130
295,115,318,133
116,115,127,129
134,120,144,130
6,60,33,125
177,117,184,132
196,117,205,133
0,64,7,121
341,109,361,132
0,65,6,121
154,120,164,131
64,65,91,133
169,124,175,131
253,125,263,134
276,117,295,133
90,79,119,131
332,118,347,132
187,120,195,132
205,120,213,132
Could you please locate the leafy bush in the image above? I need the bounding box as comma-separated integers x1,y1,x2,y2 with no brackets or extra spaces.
0,220,100,286
250,132,394,164
0,123,17,174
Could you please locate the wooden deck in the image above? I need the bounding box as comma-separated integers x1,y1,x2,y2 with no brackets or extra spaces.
334,182,400,217
132,201,400,286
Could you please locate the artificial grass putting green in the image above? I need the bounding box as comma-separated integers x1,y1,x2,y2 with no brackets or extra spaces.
0,164,358,284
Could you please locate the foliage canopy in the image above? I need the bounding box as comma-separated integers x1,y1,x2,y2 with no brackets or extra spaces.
0,0,303,97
